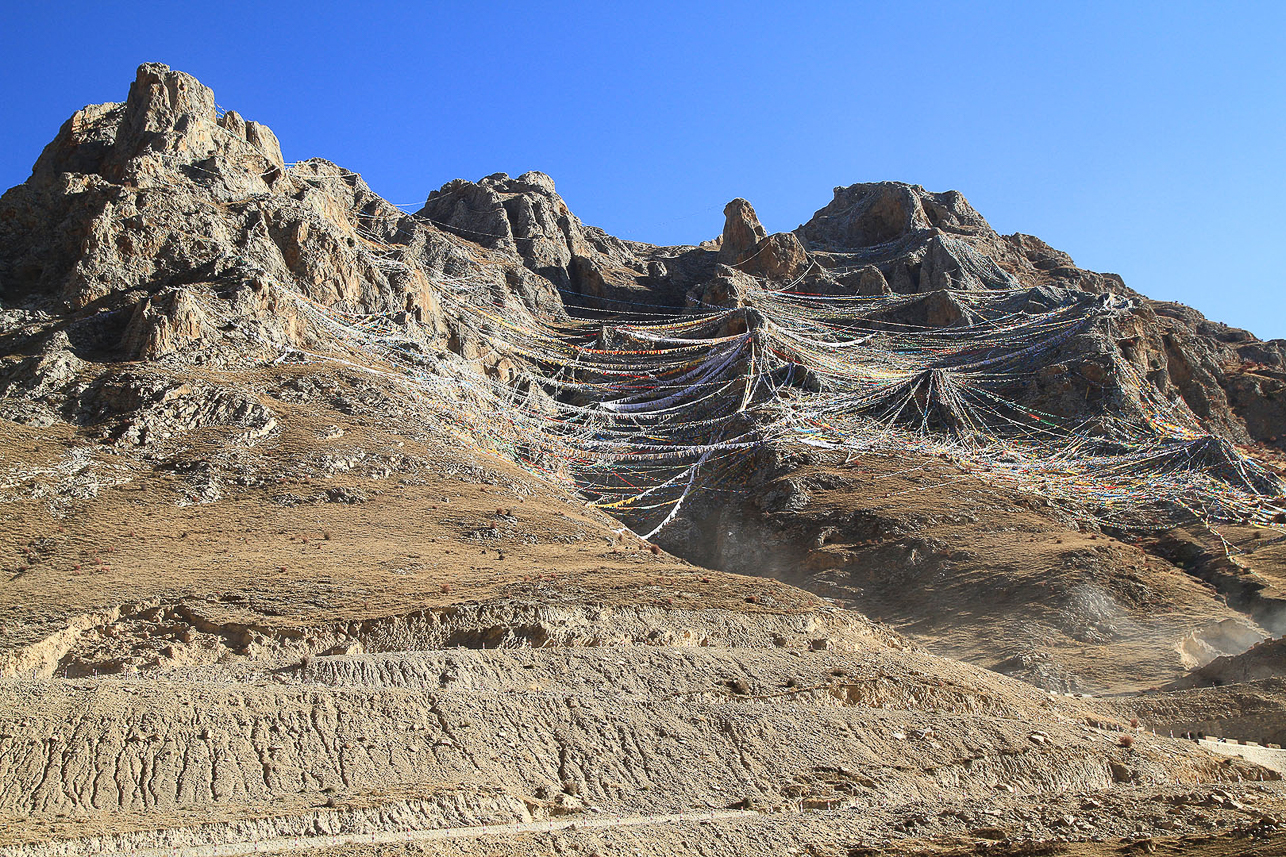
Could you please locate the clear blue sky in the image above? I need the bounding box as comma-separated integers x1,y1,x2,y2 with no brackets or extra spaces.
3,2,1283,338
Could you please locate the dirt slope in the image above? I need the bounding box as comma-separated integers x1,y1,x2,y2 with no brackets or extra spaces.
2,63,1286,856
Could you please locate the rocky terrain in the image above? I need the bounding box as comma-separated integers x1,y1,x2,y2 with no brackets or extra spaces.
1,63,1285,855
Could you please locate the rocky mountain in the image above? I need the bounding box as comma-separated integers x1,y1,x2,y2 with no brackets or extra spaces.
1,62,1286,855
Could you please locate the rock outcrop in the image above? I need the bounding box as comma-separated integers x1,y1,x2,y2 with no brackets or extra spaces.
717,198,767,265
0,63,594,434
419,170,646,303
717,197,809,281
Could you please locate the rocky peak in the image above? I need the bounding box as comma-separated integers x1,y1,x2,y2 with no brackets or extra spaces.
419,170,640,297
716,197,808,282
1006,232,1080,274
30,63,286,198
1,63,550,370
797,181,990,252
717,198,768,266
107,62,221,179
420,171,569,256
3,60,1282,460
217,111,285,173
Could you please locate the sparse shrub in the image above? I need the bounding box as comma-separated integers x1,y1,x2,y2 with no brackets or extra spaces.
1119,734,1134,748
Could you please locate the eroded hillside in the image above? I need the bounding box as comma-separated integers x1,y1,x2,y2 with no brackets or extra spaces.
1,63,1286,856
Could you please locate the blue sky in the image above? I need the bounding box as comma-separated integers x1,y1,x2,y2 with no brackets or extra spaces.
3,1,1283,338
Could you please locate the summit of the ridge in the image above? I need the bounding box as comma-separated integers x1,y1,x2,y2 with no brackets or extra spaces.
30,63,285,194
797,181,991,251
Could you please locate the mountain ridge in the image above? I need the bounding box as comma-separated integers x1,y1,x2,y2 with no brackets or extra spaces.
1,61,1286,856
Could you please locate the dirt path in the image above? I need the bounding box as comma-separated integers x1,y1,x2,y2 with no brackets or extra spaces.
1198,737,1286,774
114,810,757,857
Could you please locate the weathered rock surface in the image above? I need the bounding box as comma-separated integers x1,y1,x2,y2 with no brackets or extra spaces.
419,170,645,303
801,186,1286,449
717,198,767,265
716,197,809,281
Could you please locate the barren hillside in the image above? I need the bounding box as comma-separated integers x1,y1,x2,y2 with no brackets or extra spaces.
1,63,1285,856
